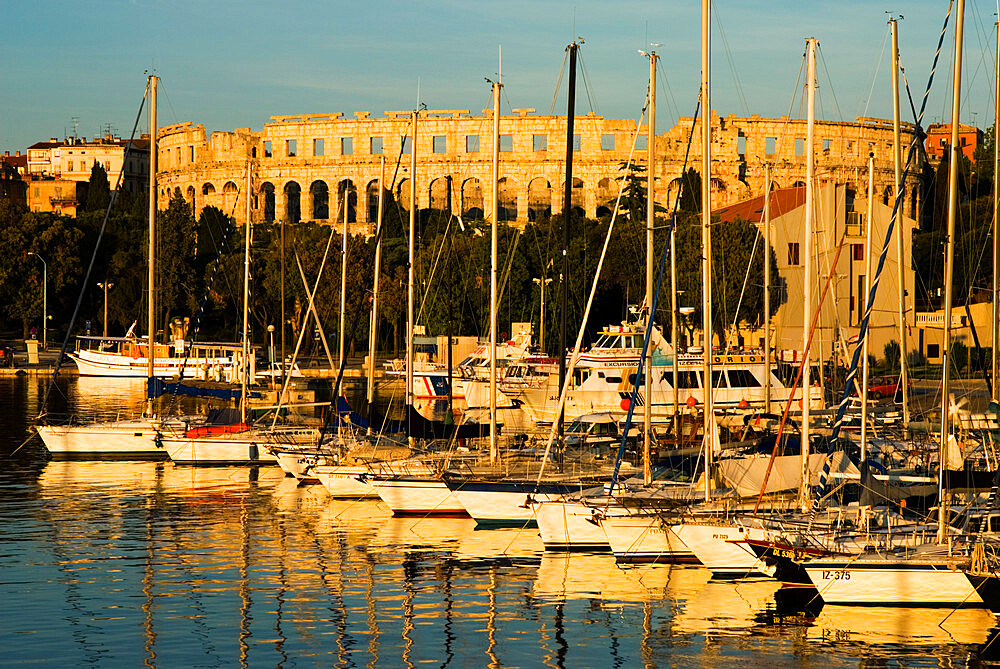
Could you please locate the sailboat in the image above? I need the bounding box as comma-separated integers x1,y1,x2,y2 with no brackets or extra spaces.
795,4,992,606
160,162,319,465
37,75,173,460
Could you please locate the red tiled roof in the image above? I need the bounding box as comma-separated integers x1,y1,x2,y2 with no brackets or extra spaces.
713,186,806,223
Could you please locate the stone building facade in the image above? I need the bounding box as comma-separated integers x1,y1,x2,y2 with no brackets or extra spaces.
156,109,925,231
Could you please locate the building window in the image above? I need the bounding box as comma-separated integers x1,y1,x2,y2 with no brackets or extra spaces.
313,138,324,156
287,140,297,157
466,135,479,152
104,160,110,171
822,139,831,152
601,134,615,151
499,134,513,152
927,343,940,358
402,136,411,154
189,146,195,162
573,134,581,151
264,141,272,157
794,138,804,156
766,137,776,155
533,134,548,151
787,242,800,265
737,136,746,155
847,140,855,153
432,136,446,153
67,160,74,172
371,137,383,154
852,244,864,261
636,135,647,150
341,138,353,155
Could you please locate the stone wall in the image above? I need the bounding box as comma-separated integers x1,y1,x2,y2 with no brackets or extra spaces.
156,110,924,230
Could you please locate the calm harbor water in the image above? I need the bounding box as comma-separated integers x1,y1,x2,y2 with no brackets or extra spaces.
1,375,999,667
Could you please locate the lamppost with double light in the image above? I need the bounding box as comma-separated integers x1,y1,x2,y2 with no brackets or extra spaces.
532,276,553,352
27,252,47,350
97,281,114,338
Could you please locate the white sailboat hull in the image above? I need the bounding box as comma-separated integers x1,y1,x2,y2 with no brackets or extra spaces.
673,522,772,577
534,500,610,551
803,558,983,605
601,513,696,563
448,483,567,525
312,464,379,498
36,419,166,459
161,427,321,465
373,477,467,515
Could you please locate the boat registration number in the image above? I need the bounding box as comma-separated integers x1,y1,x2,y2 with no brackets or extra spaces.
820,569,851,580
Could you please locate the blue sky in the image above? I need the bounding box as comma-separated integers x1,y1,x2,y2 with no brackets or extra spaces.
2,1,998,151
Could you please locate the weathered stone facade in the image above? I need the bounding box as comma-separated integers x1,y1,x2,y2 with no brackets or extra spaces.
156,110,924,230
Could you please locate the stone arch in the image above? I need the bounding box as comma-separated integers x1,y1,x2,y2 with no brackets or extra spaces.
792,180,806,188
260,182,275,223
882,185,893,206
366,179,385,223
222,180,239,213
595,177,616,218
560,177,584,217
666,177,683,209
310,180,329,220
397,179,411,211
337,179,357,223
186,185,195,202
710,177,726,192
429,177,451,212
202,182,216,196
527,177,551,221
462,177,483,220
284,181,301,223
498,177,516,221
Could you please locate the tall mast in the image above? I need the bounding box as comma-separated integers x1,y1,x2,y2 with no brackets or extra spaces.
993,21,999,403
701,0,713,502
146,74,157,417
367,156,385,434
644,50,656,487
559,42,578,441
339,182,348,369
940,0,965,543
240,161,252,424
407,110,417,441
489,71,501,465
861,153,875,459
890,18,911,425
802,37,817,510
764,164,772,414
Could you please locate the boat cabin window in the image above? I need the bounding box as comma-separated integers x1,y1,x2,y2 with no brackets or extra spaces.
667,370,700,389
604,375,622,384
626,373,645,386
727,369,762,388
593,334,613,348
710,370,729,388
573,369,589,386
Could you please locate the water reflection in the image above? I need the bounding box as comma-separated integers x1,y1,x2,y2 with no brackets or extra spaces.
2,377,999,666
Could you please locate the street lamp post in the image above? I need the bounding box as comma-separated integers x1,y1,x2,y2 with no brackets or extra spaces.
97,281,114,338
28,252,47,350
267,324,275,389
532,277,553,351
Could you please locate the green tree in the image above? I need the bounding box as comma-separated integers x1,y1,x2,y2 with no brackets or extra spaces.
83,161,111,212
679,167,701,213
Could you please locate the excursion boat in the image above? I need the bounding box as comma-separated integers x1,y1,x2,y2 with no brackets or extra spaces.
68,334,251,380
502,322,823,424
